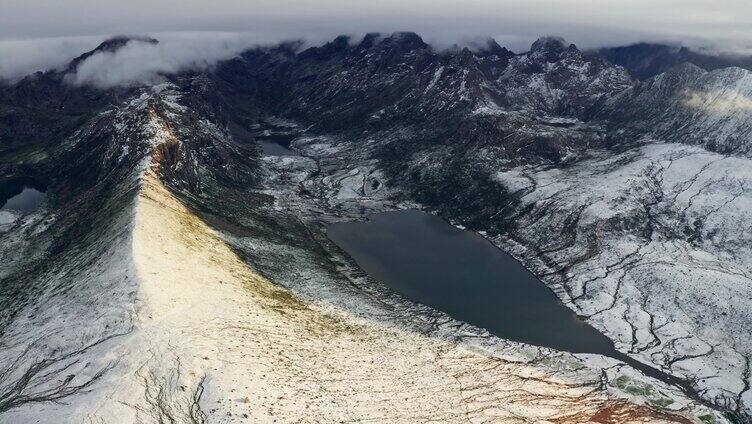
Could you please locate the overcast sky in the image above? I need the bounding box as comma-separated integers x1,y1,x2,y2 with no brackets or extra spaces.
2,0,752,82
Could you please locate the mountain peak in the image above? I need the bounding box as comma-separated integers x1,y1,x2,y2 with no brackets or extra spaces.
299,35,351,60
93,35,159,52
530,36,567,52
664,61,707,80
382,32,428,51
474,38,514,59
528,36,578,62
593,42,752,79
356,33,382,50
68,36,159,71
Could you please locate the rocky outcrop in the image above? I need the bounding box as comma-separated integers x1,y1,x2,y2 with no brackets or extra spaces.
595,64,752,157
591,43,752,80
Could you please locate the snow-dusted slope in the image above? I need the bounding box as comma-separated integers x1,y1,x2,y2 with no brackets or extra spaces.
0,86,707,423
598,64,752,156
493,143,752,414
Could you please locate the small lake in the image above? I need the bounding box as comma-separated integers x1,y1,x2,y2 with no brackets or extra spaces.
327,209,615,355
258,139,297,156
327,209,692,392
255,130,299,156
0,186,46,213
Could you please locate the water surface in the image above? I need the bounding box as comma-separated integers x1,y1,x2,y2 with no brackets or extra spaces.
327,209,615,354
327,209,694,394
0,186,46,213
258,139,297,156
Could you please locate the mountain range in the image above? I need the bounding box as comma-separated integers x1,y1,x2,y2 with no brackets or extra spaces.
2,32,752,423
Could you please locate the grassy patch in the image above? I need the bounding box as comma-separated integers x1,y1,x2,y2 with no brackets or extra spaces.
176,208,211,249
699,414,716,424
612,375,675,409
648,396,675,409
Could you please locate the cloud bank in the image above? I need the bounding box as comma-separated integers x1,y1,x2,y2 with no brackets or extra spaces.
2,0,751,84
64,33,274,88
0,36,104,81
3,0,751,47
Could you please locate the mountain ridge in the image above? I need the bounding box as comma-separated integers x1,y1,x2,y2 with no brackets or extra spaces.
590,42,752,79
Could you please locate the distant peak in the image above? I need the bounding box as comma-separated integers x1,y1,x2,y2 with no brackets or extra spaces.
350,33,383,51
298,35,352,60
68,35,159,71
473,38,514,58
390,31,424,42
530,36,567,52
667,61,706,76
383,32,428,50
95,35,159,52
529,36,579,62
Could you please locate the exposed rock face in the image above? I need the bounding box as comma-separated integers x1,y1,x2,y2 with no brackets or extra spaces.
595,64,752,156
1,32,751,422
591,42,752,80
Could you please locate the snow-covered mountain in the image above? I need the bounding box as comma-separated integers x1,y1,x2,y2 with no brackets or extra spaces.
2,33,751,423
596,63,752,156
591,43,752,80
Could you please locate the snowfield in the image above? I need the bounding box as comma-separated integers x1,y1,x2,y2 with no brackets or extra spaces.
492,142,752,413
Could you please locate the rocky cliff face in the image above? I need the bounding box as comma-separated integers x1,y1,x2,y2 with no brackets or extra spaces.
591,43,752,80
1,33,750,422
595,63,752,156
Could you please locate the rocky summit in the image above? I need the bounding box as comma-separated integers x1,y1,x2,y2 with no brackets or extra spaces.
2,32,752,423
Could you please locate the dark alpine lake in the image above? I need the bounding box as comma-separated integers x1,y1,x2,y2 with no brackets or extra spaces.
327,209,615,355
0,184,46,213
258,139,297,156
256,130,299,156
326,209,696,393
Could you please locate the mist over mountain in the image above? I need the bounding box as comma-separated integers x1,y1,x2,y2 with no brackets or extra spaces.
2,0,752,82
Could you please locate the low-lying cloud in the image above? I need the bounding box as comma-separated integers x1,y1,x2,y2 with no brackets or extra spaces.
684,89,752,112
65,33,272,88
2,0,752,85
0,36,104,82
